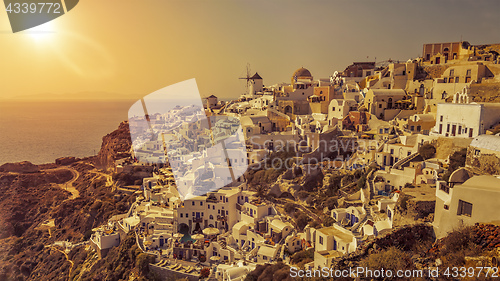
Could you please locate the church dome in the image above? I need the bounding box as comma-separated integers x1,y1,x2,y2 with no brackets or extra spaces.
292,67,312,79
291,67,313,84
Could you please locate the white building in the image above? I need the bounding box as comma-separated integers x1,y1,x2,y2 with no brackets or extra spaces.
313,224,357,269
90,228,121,258
433,171,500,238
431,103,500,138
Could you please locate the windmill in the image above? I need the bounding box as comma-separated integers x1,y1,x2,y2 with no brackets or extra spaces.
239,63,252,92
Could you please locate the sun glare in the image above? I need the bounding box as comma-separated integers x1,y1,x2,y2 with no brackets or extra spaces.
24,21,56,42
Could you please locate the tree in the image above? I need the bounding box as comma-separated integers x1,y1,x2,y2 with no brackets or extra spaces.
443,148,467,181
296,213,310,230
418,143,436,160
254,184,267,198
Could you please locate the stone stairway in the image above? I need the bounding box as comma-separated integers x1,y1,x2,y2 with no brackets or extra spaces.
351,204,373,235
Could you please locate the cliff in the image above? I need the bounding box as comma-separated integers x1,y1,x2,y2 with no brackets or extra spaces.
97,121,132,170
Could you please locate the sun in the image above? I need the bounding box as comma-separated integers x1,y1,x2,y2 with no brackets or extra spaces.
24,21,56,43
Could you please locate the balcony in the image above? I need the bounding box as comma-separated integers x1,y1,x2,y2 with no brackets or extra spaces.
217,215,227,222
193,218,203,223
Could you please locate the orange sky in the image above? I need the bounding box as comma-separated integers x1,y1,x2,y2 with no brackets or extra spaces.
1,0,499,100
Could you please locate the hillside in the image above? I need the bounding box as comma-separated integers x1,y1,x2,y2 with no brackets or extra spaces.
0,123,139,281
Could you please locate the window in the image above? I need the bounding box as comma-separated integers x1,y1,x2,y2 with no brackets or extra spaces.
440,115,443,122
457,200,472,217
200,201,203,206
319,236,323,245
466,69,471,77
186,213,189,218
210,215,213,219
192,201,195,206
450,69,454,76
379,104,382,108
180,213,183,218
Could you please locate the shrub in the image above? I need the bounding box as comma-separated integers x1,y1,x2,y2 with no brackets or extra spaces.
284,203,295,214
296,190,309,199
360,247,414,272
357,175,366,189
290,248,314,265
418,143,436,160
135,253,155,276
323,216,335,227
200,267,210,278
309,220,321,229
296,213,310,230
325,197,337,210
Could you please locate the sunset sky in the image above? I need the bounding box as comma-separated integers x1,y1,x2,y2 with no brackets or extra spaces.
1,0,499,100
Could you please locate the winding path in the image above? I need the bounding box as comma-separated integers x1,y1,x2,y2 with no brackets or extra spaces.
50,246,74,281
269,197,322,222
44,167,80,200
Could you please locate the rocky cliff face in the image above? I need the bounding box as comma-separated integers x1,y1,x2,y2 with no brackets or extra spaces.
0,121,140,281
97,121,132,170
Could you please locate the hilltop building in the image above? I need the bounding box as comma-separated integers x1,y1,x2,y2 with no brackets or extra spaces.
430,102,500,138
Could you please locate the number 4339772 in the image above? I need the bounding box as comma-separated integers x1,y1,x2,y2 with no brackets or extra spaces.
6,3,62,14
